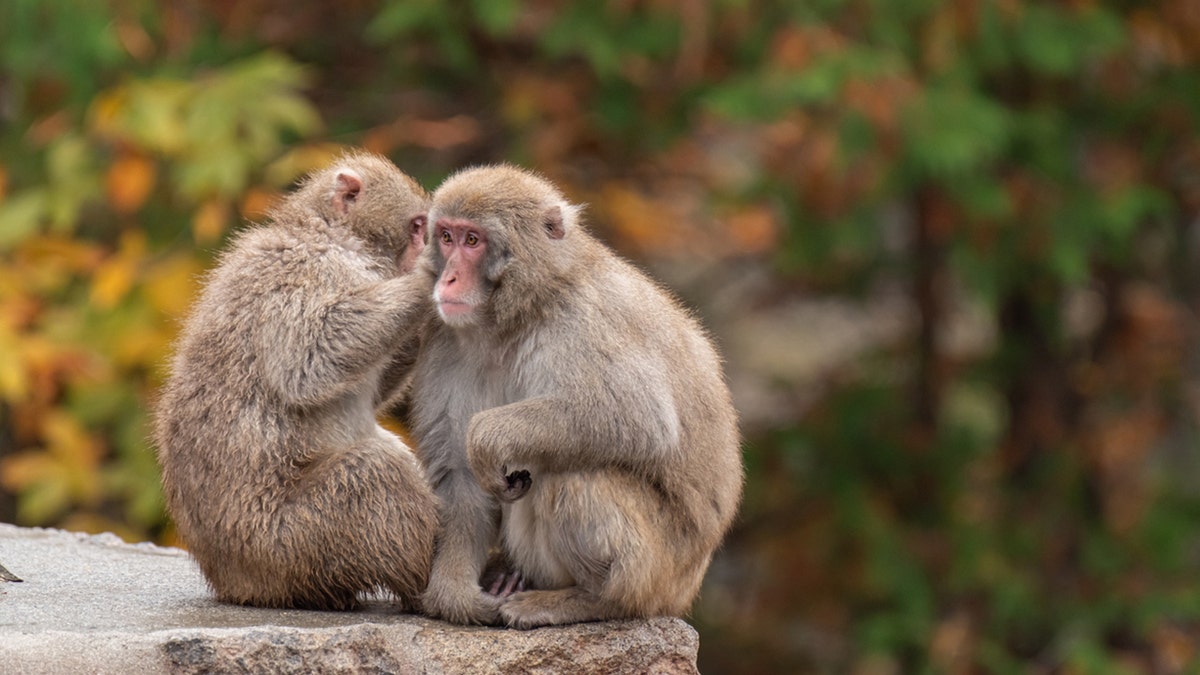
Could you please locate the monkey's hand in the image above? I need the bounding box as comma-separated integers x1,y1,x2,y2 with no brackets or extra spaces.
502,469,532,502
468,447,531,503
466,415,528,501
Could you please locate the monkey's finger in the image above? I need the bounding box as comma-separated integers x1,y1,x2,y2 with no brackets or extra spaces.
500,470,532,502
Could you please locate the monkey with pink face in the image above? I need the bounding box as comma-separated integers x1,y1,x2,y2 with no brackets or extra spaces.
408,165,743,628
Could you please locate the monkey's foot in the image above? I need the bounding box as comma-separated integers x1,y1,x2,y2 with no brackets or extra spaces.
500,588,619,629
486,570,527,598
421,584,503,626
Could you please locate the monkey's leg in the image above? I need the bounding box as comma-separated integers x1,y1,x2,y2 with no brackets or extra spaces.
500,471,688,629
421,470,505,624
281,434,438,611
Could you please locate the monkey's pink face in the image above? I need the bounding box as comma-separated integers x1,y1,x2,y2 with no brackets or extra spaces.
433,217,488,326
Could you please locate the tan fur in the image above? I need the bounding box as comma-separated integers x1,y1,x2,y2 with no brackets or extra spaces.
409,164,743,627
155,152,439,611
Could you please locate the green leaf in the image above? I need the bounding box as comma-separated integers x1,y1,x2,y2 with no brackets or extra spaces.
1015,6,1125,76
366,1,445,41
902,86,1011,178
0,191,47,250
469,0,518,36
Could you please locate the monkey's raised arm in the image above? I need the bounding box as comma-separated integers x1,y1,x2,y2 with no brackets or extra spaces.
465,391,678,498
260,272,432,408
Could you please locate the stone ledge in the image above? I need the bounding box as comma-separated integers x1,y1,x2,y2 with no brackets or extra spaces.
0,523,698,674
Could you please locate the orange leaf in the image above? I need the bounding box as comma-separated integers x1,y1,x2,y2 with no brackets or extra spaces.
240,187,280,221
192,199,230,244
602,184,678,252
726,205,780,256
0,452,56,491
105,154,157,213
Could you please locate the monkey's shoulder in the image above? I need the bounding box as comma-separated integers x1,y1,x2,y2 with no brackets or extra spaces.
211,224,384,291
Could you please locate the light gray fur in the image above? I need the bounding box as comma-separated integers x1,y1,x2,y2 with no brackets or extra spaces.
409,165,743,627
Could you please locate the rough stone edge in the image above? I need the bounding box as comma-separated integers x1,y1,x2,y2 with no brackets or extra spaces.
0,619,699,675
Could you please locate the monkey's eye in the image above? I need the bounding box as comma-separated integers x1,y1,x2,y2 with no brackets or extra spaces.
440,230,453,244
465,232,479,247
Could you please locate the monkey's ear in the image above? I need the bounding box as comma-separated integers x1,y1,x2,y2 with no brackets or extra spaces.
409,214,427,246
542,205,566,240
332,169,364,216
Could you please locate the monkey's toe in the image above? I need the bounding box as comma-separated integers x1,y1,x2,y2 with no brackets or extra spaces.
499,591,562,629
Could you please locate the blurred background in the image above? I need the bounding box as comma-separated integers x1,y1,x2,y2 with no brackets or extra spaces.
1,1,1199,672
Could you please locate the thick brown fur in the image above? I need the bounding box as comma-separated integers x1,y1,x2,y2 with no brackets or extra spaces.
409,164,743,627
155,152,439,611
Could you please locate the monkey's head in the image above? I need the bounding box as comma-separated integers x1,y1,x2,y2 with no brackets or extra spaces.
427,164,584,329
301,152,430,274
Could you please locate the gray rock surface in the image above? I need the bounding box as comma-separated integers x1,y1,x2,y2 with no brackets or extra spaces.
0,523,698,674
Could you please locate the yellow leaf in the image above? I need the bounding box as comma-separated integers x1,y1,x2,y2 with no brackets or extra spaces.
18,234,104,275
192,200,230,244
90,230,146,309
143,253,201,318
0,327,29,403
89,89,128,140
42,410,103,505
42,411,99,465
91,274,127,310
105,154,157,214
112,322,169,369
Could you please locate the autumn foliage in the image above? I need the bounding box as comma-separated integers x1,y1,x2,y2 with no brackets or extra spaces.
2,1,1199,672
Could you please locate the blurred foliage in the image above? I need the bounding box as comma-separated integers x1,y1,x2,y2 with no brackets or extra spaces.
1,1,1199,673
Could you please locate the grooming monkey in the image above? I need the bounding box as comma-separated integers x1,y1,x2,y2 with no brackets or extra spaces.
409,165,743,627
155,152,438,611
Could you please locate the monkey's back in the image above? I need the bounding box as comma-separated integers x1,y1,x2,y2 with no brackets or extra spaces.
569,247,742,534
154,222,434,610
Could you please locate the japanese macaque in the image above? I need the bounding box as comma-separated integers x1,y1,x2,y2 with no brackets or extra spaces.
408,165,743,628
155,152,439,611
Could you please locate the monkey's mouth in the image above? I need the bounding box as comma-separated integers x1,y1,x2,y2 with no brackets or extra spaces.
437,300,472,318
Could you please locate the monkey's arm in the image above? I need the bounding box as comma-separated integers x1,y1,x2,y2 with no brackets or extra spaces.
263,272,433,407
466,392,677,499
374,328,422,410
